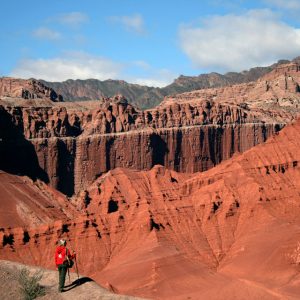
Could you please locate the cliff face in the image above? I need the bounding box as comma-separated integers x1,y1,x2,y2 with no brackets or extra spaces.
0,94,281,196
72,123,275,194
1,95,268,139
1,62,300,196
1,119,300,299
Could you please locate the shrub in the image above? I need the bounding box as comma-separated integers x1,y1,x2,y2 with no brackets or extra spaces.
18,268,45,300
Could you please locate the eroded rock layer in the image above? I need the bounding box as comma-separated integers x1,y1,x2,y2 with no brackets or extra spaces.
0,171,77,228
1,118,300,299
163,62,300,117
0,77,63,101
72,123,277,194
2,62,300,196
0,98,284,196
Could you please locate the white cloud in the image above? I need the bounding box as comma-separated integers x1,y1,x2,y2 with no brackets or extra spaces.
55,12,89,27
132,78,171,88
131,69,175,87
132,60,151,70
264,0,300,10
179,9,300,72
109,14,145,34
127,63,176,87
32,27,61,40
10,52,123,82
10,53,175,87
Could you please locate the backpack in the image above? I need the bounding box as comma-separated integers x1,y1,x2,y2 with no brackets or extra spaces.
63,248,74,268
64,259,74,268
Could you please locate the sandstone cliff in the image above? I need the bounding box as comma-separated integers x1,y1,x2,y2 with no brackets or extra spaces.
0,94,282,196
1,118,300,299
1,62,300,196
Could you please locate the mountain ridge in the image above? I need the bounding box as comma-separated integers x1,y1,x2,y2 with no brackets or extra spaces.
39,58,292,109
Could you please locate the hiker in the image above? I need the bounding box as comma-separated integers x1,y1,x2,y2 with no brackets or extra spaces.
55,239,76,293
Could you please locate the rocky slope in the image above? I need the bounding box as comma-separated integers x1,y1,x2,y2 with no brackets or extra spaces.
42,59,291,109
41,78,162,110
0,77,63,102
1,117,300,299
162,59,290,96
0,171,77,228
162,62,300,116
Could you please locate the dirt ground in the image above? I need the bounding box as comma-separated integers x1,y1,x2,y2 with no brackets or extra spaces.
0,260,144,300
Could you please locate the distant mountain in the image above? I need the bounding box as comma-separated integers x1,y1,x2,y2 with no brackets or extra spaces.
40,79,163,110
41,59,292,110
162,60,290,95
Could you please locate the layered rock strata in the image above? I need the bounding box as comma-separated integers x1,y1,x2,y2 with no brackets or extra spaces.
0,171,77,228
0,77,63,101
2,62,300,196
0,95,282,195
163,62,300,115
1,119,300,299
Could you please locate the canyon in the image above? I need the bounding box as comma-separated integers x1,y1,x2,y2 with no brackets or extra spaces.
1,110,300,299
2,62,300,196
1,61,300,299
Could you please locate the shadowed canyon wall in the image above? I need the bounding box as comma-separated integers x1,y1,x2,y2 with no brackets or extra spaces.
3,61,300,196
2,63,300,299
0,98,281,196
1,119,300,299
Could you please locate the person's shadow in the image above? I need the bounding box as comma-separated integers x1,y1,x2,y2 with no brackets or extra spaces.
63,277,93,291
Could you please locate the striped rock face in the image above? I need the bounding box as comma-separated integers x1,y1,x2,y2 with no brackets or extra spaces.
1,62,300,299
3,64,300,196
1,119,300,299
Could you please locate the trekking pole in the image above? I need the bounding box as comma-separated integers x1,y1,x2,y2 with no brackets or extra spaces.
68,240,79,280
67,267,71,283
74,255,79,280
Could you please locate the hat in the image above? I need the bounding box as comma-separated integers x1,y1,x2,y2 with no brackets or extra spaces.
59,239,66,246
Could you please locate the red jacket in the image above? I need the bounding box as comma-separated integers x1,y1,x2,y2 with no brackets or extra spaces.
55,246,75,267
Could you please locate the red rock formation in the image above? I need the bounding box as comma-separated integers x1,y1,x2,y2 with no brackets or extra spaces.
0,171,77,228
1,118,300,299
163,62,300,121
0,77,63,101
1,62,300,197
165,63,300,116
1,94,276,138
0,95,284,195
72,123,277,194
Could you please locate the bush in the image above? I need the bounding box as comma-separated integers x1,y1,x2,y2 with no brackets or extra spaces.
18,268,45,300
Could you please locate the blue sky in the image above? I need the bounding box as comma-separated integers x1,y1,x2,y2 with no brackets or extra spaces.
1,0,300,86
